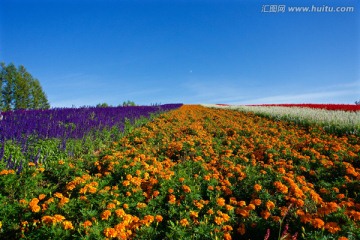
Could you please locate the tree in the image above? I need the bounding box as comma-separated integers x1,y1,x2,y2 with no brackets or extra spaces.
122,100,136,107
0,62,49,111
96,103,110,108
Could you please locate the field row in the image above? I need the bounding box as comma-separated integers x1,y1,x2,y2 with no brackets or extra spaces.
1,105,358,239
0,104,182,170
247,104,360,112
205,104,360,136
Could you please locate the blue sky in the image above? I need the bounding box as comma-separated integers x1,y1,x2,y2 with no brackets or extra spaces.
0,0,359,107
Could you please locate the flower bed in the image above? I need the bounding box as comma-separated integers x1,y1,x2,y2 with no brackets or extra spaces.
1,105,358,239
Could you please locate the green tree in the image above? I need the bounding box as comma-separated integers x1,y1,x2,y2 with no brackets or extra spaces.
1,62,16,111
122,100,136,106
29,79,50,109
96,102,110,108
0,63,4,110
0,62,50,110
14,65,31,109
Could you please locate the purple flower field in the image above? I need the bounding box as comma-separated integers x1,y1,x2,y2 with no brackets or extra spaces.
0,104,182,170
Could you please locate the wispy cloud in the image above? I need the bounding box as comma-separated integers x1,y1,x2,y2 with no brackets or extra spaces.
182,77,252,103
239,81,360,104
183,78,359,104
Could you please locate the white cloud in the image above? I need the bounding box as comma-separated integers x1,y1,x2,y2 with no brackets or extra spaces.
238,81,360,104
182,78,251,103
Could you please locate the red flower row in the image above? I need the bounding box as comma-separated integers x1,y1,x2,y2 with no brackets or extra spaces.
247,104,360,111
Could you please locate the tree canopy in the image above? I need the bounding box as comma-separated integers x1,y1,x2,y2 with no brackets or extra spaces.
0,62,50,111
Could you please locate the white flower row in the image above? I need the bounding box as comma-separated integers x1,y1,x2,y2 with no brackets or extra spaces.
201,104,360,135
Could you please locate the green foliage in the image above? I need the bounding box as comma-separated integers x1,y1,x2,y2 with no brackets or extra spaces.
0,62,50,111
96,103,110,108
122,100,136,107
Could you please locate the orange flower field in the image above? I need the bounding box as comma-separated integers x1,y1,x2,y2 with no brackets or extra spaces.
0,105,359,239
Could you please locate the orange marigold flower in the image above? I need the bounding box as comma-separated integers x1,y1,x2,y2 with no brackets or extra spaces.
296,199,304,207
252,199,261,206
296,209,305,216
41,216,56,225
38,194,46,201
217,198,226,207
123,203,129,209
53,192,64,199
62,220,74,230
225,204,234,211
80,196,87,201
247,204,256,210
88,186,97,194
155,215,163,222
223,232,232,240
83,220,92,228
168,194,176,204
274,181,288,194
29,198,39,206
272,216,281,222
104,227,117,238
31,205,41,213
101,210,112,220
182,185,191,193
220,212,230,222
41,203,48,211
45,197,54,204
338,237,348,240
142,215,155,226
153,190,160,197
189,211,198,219
203,175,211,181
179,177,185,182
266,200,275,210
107,203,116,209
122,180,130,187
115,208,126,218
179,218,189,227
137,202,147,209
53,214,66,222
325,222,341,234
236,208,250,217
222,225,233,232
58,197,69,207
229,197,237,205
214,216,223,225
261,210,271,220
337,193,345,199
312,218,325,229
253,184,262,192
237,223,246,235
